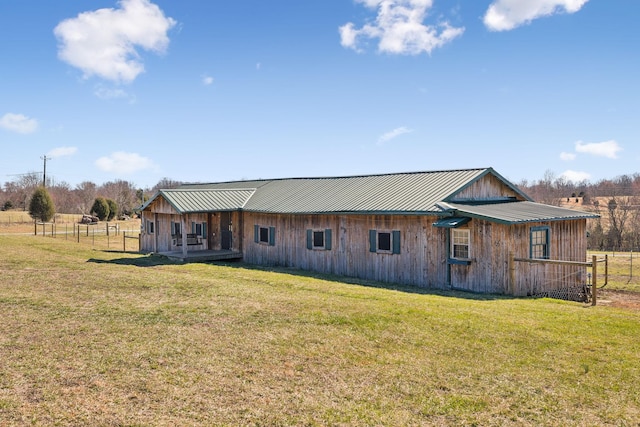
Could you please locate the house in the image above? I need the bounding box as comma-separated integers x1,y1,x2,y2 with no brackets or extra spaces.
140,167,598,300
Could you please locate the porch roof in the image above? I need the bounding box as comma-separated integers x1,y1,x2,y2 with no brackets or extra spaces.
440,201,599,225
146,188,255,213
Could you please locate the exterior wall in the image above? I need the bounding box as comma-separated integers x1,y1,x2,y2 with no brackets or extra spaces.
451,173,526,201
243,212,589,295
449,218,587,295
140,206,209,252
511,219,588,297
141,194,589,297
242,212,449,288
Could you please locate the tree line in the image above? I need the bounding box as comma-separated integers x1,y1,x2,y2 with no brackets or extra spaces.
518,170,640,252
0,173,182,219
5,170,640,251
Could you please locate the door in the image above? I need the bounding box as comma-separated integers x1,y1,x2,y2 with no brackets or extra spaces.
221,211,232,250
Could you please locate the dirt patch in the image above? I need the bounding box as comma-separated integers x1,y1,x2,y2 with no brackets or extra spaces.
597,289,640,310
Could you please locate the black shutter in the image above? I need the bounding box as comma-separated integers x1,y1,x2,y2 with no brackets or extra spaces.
392,230,401,254
369,230,377,252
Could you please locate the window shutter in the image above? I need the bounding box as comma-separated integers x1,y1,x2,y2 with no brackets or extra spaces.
202,222,207,238
369,230,377,252
269,226,276,246
254,224,259,243
306,229,313,250
392,230,401,254
325,229,332,250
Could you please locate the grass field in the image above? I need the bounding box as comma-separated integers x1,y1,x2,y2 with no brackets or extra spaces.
1,235,639,426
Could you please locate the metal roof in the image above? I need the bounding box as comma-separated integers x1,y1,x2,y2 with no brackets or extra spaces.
177,168,500,214
143,168,596,222
145,189,255,213
443,201,599,224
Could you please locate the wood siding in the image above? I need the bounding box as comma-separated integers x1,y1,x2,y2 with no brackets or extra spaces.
141,190,589,296
451,173,525,201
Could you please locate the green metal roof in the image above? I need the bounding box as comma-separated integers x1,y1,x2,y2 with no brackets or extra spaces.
144,189,255,214
143,168,596,222
175,168,510,214
442,201,599,224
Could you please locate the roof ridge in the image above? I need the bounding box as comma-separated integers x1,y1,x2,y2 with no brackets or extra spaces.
181,167,492,186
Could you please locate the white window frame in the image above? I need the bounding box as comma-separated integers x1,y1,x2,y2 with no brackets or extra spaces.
451,228,470,260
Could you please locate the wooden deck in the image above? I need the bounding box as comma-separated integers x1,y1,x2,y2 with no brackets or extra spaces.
160,249,243,263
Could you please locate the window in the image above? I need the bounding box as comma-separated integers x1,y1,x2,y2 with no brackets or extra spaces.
192,221,207,238
145,220,154,234
171,221,181,236
306,229,332,250
530,226,550,259
369,230,401,254
451,229,470,259
254,225,276,246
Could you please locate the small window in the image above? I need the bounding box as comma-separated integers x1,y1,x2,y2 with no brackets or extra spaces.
171,221,181,236
530,226,550,259
378,232,391,251
146,220,154,234
259,226,269,243
313,231,324,247
306,229,332,250
192,222,207,238
254,225,276,246
369,230,401,254
451,229,470,259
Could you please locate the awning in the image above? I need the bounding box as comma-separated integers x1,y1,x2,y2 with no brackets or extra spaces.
432,217,471,228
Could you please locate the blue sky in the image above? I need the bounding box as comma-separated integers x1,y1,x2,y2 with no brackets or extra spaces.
1,0,638,189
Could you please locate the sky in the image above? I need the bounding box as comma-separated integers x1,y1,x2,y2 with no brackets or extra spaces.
1,0,638,190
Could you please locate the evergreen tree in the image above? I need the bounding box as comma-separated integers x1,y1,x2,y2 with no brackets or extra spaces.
106,198,118,221
91,197,110,221
28,187,55,222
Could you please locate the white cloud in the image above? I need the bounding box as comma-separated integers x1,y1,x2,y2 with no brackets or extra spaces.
95,151,157,174
54,0,176,83
559,151,576,161
484,0,589,32
48,146,78,158
560,170,591,183
378,126,413,145
575,140,622,159
0,113,38,134
340,0,464,55
202,75,214,86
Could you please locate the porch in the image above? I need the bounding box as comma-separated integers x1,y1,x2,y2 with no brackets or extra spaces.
159,249,243,263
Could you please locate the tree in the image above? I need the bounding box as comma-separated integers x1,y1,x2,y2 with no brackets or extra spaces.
91,197,110,221
106,198,118,221
28,187,55,222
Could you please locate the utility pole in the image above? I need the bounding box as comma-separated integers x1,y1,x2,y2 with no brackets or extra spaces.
41,155,51,187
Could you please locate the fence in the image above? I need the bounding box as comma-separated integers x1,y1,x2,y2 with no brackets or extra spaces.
511,255,608,305
34,221,140,252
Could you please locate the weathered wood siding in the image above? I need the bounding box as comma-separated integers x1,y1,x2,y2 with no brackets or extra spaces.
243,212,449,288
511,219,588,297
451,173,526,201
450,218,588,295
243,212,589,294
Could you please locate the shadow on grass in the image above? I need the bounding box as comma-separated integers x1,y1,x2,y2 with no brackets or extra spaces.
87,252,183,267
87,252,513,301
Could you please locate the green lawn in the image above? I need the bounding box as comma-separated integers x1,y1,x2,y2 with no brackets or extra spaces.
1,235,639,426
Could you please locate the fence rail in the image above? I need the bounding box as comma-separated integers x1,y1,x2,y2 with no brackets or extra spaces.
33,221,141,252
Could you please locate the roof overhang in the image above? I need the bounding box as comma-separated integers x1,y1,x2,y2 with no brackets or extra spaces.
441,201,599,225
433,216,472,228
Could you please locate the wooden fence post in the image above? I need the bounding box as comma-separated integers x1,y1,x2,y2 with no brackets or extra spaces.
591,255,597,306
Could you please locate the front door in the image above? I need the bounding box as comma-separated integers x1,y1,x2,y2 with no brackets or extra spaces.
221,211,232,250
